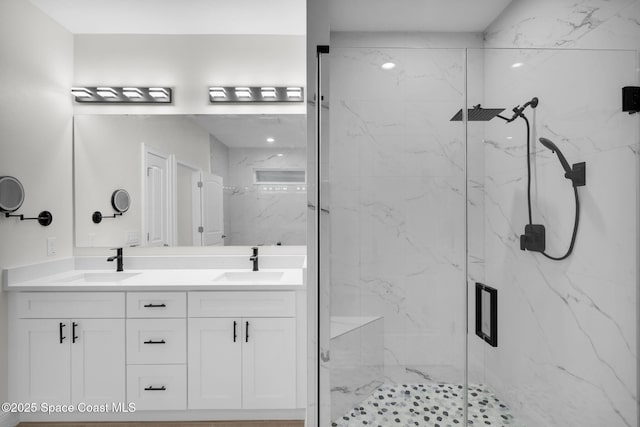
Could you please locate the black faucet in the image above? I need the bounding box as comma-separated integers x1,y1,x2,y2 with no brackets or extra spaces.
250,247,259,271
107,247,124,272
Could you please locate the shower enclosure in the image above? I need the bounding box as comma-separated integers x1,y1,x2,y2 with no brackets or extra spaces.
314,45,639,427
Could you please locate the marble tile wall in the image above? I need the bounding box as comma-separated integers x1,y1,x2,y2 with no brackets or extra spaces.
224,147,307,246
329,46,468,386
472,1,640,425
330,317,384,421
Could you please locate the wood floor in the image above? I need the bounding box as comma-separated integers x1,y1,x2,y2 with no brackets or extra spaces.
18,422,304,427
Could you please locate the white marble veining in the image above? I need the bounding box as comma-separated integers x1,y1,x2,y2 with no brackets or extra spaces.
330,316,384,421
329,46,468,386
484,0,639,50
473,14,639,426
225,147,307,246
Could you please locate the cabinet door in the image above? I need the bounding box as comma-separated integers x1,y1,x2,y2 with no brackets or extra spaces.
188,318,242,409
71,319,125,405
242,317,296,409
16,319,71,404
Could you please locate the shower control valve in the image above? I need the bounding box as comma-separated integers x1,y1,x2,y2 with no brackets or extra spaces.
520,224,546,253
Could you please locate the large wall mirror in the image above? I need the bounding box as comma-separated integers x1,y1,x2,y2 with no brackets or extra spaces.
74,114,306,248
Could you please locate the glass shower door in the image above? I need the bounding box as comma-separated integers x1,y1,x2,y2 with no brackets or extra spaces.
321,46,468,426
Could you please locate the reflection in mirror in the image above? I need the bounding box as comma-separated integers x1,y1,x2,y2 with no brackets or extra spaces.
74,114,306,248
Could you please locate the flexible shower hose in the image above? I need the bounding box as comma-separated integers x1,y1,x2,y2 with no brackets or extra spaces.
521,115,580,261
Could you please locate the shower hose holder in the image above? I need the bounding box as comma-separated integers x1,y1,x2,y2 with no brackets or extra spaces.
520,224,546,252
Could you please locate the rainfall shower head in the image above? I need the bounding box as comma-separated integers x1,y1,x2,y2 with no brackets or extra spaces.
539,137,571,174
450,104,506,122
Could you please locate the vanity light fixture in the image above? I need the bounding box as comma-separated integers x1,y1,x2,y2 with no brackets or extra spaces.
97,87,118,98
208,86,304,103
286,87,302,99
122,87,143,98
209,87,227,99
381,62,396,70
71,87,173,103
71,87,93,98
266,137,275,143
235,87,253,98
261,87,277,98
512,62,524,68
148,87,169,98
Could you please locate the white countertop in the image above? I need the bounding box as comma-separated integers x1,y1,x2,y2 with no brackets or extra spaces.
5,268,304,291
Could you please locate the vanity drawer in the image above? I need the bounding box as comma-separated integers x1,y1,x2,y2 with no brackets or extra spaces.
188,291,295,318
126,319,186,364
15,292,124,318
127,364,186,410
127,292,186,318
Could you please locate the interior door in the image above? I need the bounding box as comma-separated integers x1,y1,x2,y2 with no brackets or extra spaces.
144,147,171,246
197,171,224,246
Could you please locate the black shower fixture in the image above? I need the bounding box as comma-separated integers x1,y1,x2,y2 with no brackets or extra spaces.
449,104,506,121
539,138,586,187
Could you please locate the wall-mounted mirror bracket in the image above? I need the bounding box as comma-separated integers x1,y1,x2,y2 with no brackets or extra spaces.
5,210,53,226
92,211,123,224
93,189,130,224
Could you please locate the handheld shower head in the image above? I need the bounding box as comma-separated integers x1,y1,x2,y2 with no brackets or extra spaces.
539,137,571,174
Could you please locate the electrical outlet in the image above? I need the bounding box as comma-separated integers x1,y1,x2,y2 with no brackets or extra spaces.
46,237,57,256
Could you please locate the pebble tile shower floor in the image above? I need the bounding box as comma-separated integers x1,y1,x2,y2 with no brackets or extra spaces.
332,383,522,427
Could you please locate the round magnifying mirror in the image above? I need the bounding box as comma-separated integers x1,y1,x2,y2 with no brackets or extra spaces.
111,189,130,213
0,176,25,213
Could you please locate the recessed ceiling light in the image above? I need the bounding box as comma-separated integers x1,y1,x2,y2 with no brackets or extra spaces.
266,137,275,143
381,62,396,70
512,62,524,68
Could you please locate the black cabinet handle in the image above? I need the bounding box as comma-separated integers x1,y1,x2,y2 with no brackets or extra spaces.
143,303,166,308
233,321,237,342
59,322,66,344
143,339,166,345
72,322,79,343
144,385,166,391
245,321,249,343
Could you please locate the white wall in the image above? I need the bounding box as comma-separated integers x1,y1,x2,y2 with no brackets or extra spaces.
0,0,73,404
74,115,211,247
473,1,640,426
73,34,306,115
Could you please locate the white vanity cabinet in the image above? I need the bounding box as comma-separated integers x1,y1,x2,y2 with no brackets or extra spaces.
188,291,297,410
13,292,125,406
126,292,187,411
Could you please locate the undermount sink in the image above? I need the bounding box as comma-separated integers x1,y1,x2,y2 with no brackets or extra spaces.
56,272,140,283
212,271,284,283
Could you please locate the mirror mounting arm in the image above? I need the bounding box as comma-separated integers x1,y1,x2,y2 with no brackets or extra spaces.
5,211,53,226
92,211,123,224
